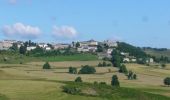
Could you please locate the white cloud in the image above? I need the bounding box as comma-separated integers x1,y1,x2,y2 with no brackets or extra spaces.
2,22,41,39
52,25,78,39
8,0,17,4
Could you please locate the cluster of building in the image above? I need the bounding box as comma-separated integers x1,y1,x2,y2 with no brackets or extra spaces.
0,40,23,50
0,39,154,63
122,52,154,63
0,39,117,51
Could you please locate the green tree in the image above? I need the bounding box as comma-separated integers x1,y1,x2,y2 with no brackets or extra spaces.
43,62,51,69
111,49,122,67
133,74,137,80
127,71,133,80
107,63,112,66
98,62,103,67
96,45,104,52
161,63,166,68
19,45,26,55
164,77,170,86
10,43,18,52
103,62,107,66
111,75,120,87
117,42,147,58
75,77,82,82
76,42,80,48
79,65,96,74
119,64,128,74
69,67,77,74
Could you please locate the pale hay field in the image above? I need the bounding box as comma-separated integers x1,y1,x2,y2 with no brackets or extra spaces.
0,61,170,98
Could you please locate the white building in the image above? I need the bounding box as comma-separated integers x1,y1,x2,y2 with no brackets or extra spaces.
27,46,36,51
131,58,137,62
146,58,154,63
98,53,112,60
107,48,113,54
0,40,16,50
79,39,98,47
45,47,51,51
123,58,130,62
53,43,70,49
104,40,118,47
38,43,48,48
78,39,98,52
77,46,89,52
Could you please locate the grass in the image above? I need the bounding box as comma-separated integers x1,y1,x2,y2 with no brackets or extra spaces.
39,54,98,62
0,80,103,100
62,81,170,100
0,53,98,64
0,62,170,99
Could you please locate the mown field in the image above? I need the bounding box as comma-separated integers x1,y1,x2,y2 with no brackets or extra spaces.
0,61,170,100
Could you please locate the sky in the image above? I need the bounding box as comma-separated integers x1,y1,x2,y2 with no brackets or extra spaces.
1,0,170,48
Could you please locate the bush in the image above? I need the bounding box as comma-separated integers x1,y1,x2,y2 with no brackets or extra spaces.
111,75,120,87
94,81,98,85
98,63,103,67
103,62,107,66
133,74,137,80
98,62,112,67
43,62,51,69
79,65,96,74
75,77,82,82
164,77,170,86
107,63,112,66
161,63,166,68
62,85,81,94
69,67,77,74
119,64,128,74
3,57,8,62
127,71,137,80
99,82,107,85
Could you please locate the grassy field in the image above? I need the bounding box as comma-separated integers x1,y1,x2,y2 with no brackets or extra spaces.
40,54,98,62
0,61,170,99
0,53,98,64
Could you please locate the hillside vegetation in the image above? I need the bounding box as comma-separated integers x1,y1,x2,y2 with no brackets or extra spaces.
62,81,170,100
144,49,170,58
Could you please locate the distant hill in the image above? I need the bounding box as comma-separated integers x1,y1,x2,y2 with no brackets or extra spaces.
117,42,147,58
143,48,170,58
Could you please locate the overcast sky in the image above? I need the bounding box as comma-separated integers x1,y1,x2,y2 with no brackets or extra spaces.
1,0,170,48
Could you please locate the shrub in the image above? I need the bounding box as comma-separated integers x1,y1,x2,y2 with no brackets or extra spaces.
103,62,107,66
164,77,170,86
3,57,8,62
98,62,112,67
69,67,77,74
43,62,51,69
161,63,166,68
99,82,107,85
119,64,128,74
94,81,98,85
98,63,103,67
79,65,96,74
107,63,112,66
20,62,23,64
75,77,82,82
127,71,137,80
133,74,137,80
62,85,81,94
111,75,120,87
127,71,133,80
